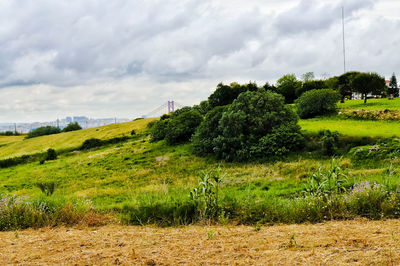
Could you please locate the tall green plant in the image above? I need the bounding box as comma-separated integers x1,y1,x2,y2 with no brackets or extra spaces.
190,168,225,219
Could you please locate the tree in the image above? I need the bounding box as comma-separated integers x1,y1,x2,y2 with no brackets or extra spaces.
295,89,340,118
351,72,386,104
276,74,302,103
208,83,237,108
336,71,360,103
301,72,315,82
295,80,327,97
62,122,82,132
210,89,303,161
165,110,203,145
388,73,399,98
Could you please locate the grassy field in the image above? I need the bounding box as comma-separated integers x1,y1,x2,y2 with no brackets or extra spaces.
339,98,400,110
0,118,154,159
299,118,400,137
0,99,400,228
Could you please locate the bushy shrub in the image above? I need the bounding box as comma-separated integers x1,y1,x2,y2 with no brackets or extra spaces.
295,89,340,118
62,122,82,132
149,119,170,142
130,129,136,135
205,89,302,161
165,110,203,145
46,148,57,160
321,130,339,156
26,126,61,139
192,106,227,155
80,138,103,150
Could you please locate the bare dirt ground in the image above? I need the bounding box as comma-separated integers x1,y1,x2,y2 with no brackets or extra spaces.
1,219,400,265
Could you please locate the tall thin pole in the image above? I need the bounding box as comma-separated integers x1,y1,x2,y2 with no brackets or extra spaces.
342,6,346,73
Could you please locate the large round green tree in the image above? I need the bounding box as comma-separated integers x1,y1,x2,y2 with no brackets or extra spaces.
201,89,303,161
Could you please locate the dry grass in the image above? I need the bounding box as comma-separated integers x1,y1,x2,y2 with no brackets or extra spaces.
1,219,399,265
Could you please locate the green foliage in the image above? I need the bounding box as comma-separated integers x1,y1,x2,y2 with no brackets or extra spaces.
62,122,82,132
149,119,170,142
130,129,136,136
211,89,302,161
336,71,360,102
192,106,227,155
46,148,57,161
0,195,97,231
276,74,302,104
304,159,347,196
350,138,400,164
208,83,238,108
295,80,327,97
165,110,203,145
190,168,225,219
388,73,399,97
295,89,340,118
26,126,61,139
35,181,56,196
0,131,20,136
321,130,339,156
351,72,386,103
0,152,47,168
80,138,103,150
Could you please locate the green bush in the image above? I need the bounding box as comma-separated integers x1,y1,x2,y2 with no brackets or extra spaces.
207,89,302,161
62,122,82,132
149,119,170,142
165,110,203,145
321,130,339,156
192,106,227,155
80,138,103,150
26,126,61,139
46,148,57,160
295,89,340,118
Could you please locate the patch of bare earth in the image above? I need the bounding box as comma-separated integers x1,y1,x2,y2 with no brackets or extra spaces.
1,219,400,265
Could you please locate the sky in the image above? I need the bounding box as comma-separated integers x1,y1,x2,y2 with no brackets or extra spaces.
0,0,399,123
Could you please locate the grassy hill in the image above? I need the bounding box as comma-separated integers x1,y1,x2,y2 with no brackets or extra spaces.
0,118,155,159
0,99,399,228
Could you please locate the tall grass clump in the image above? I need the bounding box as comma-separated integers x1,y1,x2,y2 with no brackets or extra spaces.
0,194,105,231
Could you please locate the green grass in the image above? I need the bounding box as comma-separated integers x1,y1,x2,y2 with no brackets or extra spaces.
339,98,400,110
0,136,24,146
0,118,155,159
1,112,400,227
300,117,400,137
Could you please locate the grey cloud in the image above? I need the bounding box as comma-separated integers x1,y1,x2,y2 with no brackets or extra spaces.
274,0,374,35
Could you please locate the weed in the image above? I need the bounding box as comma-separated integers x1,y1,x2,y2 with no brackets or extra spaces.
35,182,56,196
207,229,215,239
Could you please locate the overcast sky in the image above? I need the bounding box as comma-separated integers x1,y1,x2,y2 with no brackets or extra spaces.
0,0,399,123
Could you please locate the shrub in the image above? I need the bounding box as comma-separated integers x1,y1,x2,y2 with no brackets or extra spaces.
46,148,57,160
321,130,339,156
26,126,61,139
35,181,56,196
165,110,203,145
192,106,227,155
295,89,340,118
80,138,103,150
130,129,136,135
62,122,82,132
149,119,170,142
206,89,302,161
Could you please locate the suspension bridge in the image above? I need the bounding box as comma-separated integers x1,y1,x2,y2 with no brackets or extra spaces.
143,100,185,118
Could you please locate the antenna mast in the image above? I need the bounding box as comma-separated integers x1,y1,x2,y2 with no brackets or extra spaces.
342,6,346,73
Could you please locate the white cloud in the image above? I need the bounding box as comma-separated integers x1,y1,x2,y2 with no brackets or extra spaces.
0,0,399,122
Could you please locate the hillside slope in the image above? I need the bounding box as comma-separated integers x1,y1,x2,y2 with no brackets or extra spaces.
0,118,155,159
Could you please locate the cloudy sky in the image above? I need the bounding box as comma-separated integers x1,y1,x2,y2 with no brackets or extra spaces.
0,0,399,122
